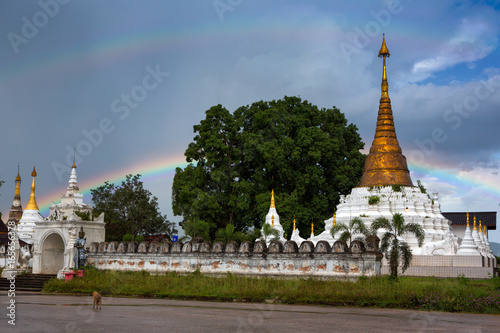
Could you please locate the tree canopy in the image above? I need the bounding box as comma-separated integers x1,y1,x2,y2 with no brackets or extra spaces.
91,174,177,242
172,96,365,238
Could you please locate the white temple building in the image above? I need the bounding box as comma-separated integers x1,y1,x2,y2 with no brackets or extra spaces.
32,162,105,277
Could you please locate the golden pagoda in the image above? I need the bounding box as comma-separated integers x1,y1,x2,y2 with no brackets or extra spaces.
8,167,23,224
358,35,413,187
25,166,40,211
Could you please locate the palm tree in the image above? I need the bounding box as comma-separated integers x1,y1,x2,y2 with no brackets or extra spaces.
371,213,425,278
261,223,280,243
330,217,369,246
215,224,236,243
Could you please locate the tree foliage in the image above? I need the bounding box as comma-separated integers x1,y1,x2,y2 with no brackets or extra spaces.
330,217,368,245
91,174,177,242
371,213,425,278
172,96,366,238
261,223,280,243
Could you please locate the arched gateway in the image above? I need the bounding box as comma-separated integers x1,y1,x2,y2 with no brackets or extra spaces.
40,232,65,274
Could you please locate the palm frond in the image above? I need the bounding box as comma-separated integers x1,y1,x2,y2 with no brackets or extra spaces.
370,217,391,234
399,241,413,273
379,232,393,253
404,222,425,247
392,213,405,236
351,217,369,235
339,231,351,243
330,223,348,238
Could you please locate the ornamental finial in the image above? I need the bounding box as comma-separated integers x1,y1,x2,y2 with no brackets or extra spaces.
378,33,390,58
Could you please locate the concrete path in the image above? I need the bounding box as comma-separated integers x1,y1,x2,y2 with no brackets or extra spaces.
1,292,499,332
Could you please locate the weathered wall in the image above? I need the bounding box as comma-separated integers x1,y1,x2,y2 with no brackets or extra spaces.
87,238,383,278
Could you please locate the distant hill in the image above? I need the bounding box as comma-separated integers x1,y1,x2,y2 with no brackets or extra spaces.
491,242,500,257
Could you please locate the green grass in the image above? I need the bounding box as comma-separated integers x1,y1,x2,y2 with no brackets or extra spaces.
43,267,500,314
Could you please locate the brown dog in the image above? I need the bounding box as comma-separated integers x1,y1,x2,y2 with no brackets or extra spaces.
92,291,102,310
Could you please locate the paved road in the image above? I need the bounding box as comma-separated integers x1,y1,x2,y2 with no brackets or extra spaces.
1,293,498,333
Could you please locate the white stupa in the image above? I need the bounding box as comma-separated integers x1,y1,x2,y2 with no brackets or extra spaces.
17,166,44,244
292,35,459,255
258,190,285,244
456,213,481,255
47,161,92,220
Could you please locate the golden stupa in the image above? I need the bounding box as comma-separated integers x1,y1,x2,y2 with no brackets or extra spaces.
25,166,40,211
358,35,413,187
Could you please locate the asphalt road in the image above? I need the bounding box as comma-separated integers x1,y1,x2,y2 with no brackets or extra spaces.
1,293,498,333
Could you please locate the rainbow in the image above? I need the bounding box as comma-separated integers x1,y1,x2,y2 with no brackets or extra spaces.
408,161,500,200
36,154,190,215
29,156,499,217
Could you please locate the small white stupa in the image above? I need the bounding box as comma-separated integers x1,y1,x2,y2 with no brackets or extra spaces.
17,166,44,244
457,213,481,255
258,190,285,244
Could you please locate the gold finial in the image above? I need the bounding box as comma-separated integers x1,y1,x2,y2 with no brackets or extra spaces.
272,215,274,227
378,33,390,58
15,165,21,182
484,225,487,236
72,147,76,168
270,190,275,208
311,220,314,235
466,212,469,228
293,218,296,231
357,35,413,188
25,166,40,211
15,167,21,196
473,216,477,230
479,220,482,233
72,161,76,169
333,213,336,227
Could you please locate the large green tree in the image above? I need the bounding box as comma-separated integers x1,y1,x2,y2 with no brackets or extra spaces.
172,96,365,238
91,174,177,242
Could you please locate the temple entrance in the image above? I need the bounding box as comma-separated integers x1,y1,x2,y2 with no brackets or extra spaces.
41,233,65,274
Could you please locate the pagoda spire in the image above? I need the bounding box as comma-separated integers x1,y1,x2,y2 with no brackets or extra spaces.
358,34,413,187
8,166,23,224
25,166,40,211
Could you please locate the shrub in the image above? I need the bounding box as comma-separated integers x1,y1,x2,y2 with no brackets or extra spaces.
122,234,133,242
391,184,402,192
368,196,380,205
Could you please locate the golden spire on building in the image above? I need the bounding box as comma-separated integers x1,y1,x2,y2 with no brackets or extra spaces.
333,213,336,227
473,216,477,230
293,218,296,231
270,190,275,208
25,166,40,211
466,212,469,227
15,167,21,196
358,34,413,187
311,220,314,235
479,220,482,233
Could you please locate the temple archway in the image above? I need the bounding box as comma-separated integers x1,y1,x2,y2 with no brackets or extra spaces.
41,233,65,274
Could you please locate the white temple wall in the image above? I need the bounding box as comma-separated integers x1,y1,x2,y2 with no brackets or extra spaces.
86,239,382,279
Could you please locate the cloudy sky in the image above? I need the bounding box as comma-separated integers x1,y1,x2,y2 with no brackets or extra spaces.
1,0,500,242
